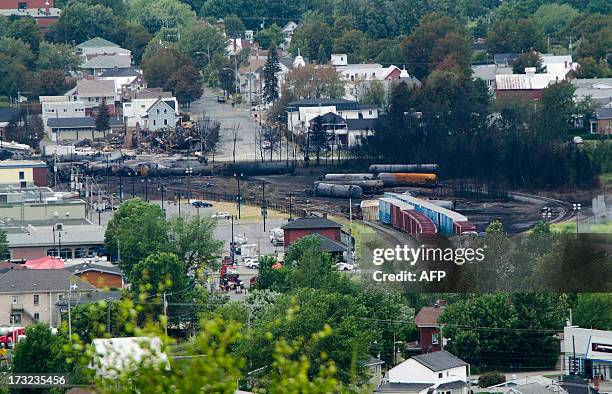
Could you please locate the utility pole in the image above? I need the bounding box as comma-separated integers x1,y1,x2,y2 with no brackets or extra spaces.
163,292,168,336
230,215,235,265
235,173,242,219
119,174,123,203
262,181,267,232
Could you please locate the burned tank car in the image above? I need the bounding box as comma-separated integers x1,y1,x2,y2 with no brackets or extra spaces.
314,182,363,199
368,164,439,174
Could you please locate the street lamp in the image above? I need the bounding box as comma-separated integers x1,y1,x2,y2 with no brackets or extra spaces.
234,173,243,219
141,178,151,202
127,171,136,198
573,203,581,234
158,184,167,211
227,214,236,265
185,167,193,204
175,192,182,217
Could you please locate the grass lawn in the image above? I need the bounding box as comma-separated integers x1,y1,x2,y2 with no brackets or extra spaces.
601,172,612,187
207,201,289,220
329,215,384,258
550,220,612,234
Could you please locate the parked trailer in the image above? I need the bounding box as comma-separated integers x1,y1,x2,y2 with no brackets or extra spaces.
323,173,376,181
315,183,363,199
378,173,438,187
317,179,383,191
369,164,439,174
228,161,295,175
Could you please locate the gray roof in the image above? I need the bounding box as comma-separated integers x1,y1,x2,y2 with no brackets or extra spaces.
47,117,123,129
75,79,116,97
82,55,132,70
346,118,376,131
77,37,120,48
0,160,46,168
63,290,123,306
313,234,348,253
65,263,123,277
374,382,433,392
411,350,468,372
98,68,142,78
494,53,520,66
6,224,105,248
436,380,467,390
0,269,96,293
281,217,342,230
571,78,612,89
597,107,612,120
0,108,20,123
287,98,358,110
509,383,558,394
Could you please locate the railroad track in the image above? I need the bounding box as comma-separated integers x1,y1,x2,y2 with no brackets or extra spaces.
508,191,575,223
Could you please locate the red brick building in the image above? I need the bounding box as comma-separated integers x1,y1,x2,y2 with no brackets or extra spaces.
414,301,446,354
0,0,60,29
282,217,343,246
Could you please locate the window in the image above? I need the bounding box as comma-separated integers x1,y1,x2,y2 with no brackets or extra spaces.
20,181,27,188
164,109,167,114
58,294,64,301
74,248,87,258
10,314,21,324
18,2,27,10
33,313,40,322
11,296,18,304
47,248,58,256
60,248,73,259
63,109,67,112
1,250,10,260
369,110,373,115
358,113,363,119
432,333,439,345
153,120,156,126
33,295,39,306
164,119,168,125
438,372,443,379
18,171,25,180
156,109,160,114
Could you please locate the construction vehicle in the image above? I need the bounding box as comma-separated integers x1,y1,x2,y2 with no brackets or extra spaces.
0,326,25,348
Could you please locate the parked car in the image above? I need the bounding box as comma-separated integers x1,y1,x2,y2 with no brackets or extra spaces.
192,200,213,208
212,211,231,219
244,257,260,269
335,262,355,271
216,95,226,103
573,136,584,144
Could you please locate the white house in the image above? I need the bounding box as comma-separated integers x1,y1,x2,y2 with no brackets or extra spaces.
40,97,87,137
66,79,116,114
97,68,146,101
123,93,179,130
376,350,469,394
282,21,298,48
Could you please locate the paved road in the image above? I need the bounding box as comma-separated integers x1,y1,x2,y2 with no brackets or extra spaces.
189,91,263,162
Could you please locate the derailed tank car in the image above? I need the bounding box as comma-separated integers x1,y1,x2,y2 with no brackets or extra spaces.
323,173,376,181
369,164,439,174
378,173,437,187
314,183,363,199
226,161,295,175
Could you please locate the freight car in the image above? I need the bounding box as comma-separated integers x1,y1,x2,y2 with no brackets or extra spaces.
323,173,376,181
316,180,383,191
314,183,363,199
369,164,439,174
378,173,437,187
227,161,295,175
380,192,475,237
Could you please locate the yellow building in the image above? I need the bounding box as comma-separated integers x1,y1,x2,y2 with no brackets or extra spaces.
0,161,48,188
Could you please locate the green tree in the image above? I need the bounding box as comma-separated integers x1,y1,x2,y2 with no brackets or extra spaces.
127,0,196,34
533,3,579,36
253,24,283,49
95,98,111,136
0,36,34,66
574,293,612,330
70,300,127,341
223,15,245,38
512,50,544,74
486,18,546,54
36,42,81,71
177,21,227,68
400,13,471,79
12,324,69,374
165,64,203,107
0,228,8,259
283,64,345,100
121,23,152,65
289,20,334,62
142,47,191,88
478,371,506,387
540,81,577,137
332,29,367,63
51,1,123,44
262,45,281,104
7,16,41,54
130,252,189,294
359,80,386,108
167,214,222,274
104,199,169,277
32,69,75,96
